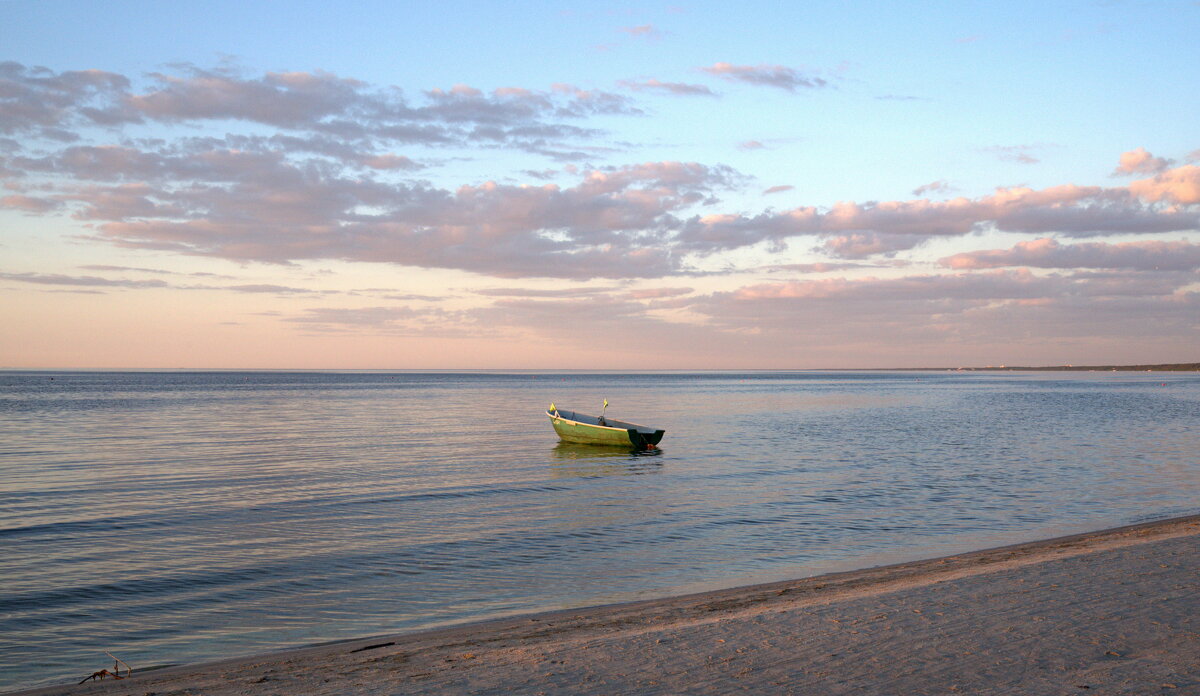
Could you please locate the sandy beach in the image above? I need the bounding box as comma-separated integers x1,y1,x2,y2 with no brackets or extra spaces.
18,515,1200,696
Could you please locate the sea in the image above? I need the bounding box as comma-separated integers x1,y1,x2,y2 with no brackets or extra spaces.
2,370,1199,691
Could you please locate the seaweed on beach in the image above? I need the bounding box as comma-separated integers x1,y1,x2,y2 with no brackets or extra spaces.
78,652,130,684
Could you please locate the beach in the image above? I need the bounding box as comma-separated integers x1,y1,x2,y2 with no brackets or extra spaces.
18,514,1200,696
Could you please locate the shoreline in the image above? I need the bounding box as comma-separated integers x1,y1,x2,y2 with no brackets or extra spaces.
16,513,1200,695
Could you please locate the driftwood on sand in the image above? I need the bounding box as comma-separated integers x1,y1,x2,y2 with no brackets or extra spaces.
77,653,129,684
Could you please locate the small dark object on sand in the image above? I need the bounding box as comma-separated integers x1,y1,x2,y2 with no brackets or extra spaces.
350,642,396,653
79,652,131,684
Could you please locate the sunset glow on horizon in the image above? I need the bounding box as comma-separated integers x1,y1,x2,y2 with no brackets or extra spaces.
2,1,1197,369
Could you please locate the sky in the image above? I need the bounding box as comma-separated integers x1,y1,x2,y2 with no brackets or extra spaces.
1,0,1198,369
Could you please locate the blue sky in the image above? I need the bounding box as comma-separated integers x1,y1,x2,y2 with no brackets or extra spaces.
1,1,1197,368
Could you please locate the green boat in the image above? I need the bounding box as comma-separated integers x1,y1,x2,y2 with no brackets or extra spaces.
547,404,665,450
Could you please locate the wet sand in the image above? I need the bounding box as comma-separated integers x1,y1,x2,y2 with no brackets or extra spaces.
19,515,1200,695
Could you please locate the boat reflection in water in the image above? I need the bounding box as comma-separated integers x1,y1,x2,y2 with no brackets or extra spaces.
549,441,664,478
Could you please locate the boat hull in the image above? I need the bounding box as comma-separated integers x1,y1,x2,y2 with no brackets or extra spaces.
547,410,665,449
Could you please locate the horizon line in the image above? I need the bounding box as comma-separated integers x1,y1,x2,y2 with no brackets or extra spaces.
2,363,1197,373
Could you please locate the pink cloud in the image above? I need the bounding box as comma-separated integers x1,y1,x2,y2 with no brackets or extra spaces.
128,69,365,127
941,238,1200,271
280,305,486,339
285,306,421,326
662,269,1197,367
547,83,640,116
0,270,324,294
223,284,314,294
1128,165,1200,204
763,185,793,195
0,61,132,138
67,160,734,279
0,271,170,288
768,262,883,273
0,194,60,212
619,24,661,39
1,62,639,159
1113,147,1172,176
627,286,693,299
65,182,190,221
984,145,1042,164
703,270,1196,339
699,62,829,91
360,154,421,170
821,231,927,258
619,79,715,96
730,270,1060,302
79,264,174,274
467,278,1200,367
474,287,618,298
911,180,952,197
680,165,1200,258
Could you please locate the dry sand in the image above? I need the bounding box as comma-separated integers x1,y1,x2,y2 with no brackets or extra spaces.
19,515,1200,696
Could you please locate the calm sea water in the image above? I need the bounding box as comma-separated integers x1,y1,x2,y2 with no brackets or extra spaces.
2,370,1199,690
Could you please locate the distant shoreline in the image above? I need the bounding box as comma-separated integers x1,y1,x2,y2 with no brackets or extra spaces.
1,363,1197,372
887,362,1200,372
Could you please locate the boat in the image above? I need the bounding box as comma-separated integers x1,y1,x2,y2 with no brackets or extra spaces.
546,402,665,450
